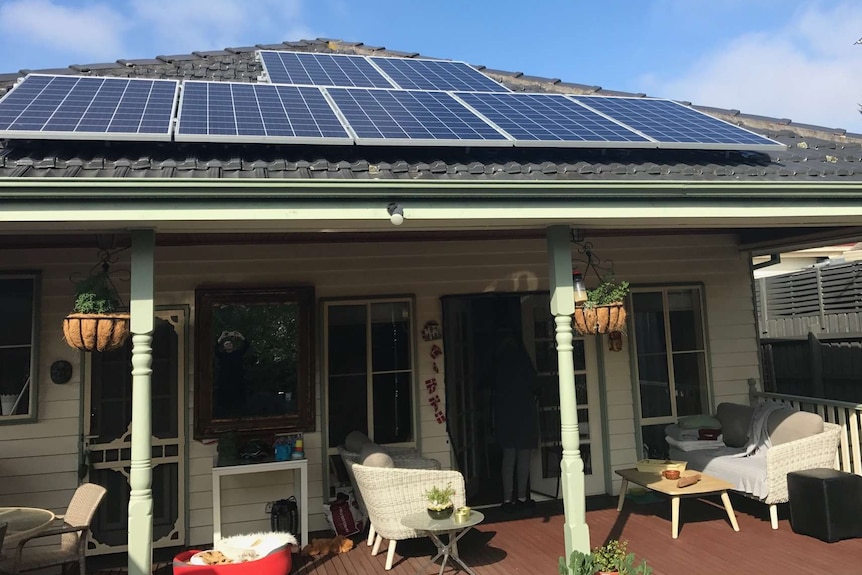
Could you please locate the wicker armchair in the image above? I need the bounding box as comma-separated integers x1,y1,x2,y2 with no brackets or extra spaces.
338,442,441,546
0,483,107,575
351,463,466,571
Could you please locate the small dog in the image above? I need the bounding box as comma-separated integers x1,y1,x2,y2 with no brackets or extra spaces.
300,535,354,556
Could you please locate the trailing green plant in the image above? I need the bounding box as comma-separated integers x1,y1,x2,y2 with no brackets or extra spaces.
558,539,651,575
424,483,456,511
583,280,630,309
71,269,122,314
558,549,594,575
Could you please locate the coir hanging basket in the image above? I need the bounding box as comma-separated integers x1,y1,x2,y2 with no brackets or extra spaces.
63,313,131,352
573,302,627,335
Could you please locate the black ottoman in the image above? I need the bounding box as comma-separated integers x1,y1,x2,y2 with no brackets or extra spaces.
787,468,862,542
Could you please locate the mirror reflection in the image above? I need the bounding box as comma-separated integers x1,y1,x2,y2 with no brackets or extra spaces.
211,303,299,419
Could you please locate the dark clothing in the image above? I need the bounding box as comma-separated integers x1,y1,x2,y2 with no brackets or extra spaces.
214,339,248,417
493,337,539,449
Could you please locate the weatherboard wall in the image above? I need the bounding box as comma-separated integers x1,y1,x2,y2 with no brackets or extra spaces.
0,233,758,545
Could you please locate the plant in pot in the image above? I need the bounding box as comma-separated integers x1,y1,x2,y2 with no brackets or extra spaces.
424,483,456,520
559,540,651,575
62,267,130,352
573,277,630,336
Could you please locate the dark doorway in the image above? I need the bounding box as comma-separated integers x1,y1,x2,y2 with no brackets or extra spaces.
441,293,525,506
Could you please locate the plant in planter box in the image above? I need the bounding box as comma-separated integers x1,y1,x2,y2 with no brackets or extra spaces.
573,279,630,336
592,539,651,575
559,540,651,575
63,267,130,353
424,483,456,520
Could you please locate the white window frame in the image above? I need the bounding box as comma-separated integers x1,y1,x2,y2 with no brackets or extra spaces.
322,296,418,454
629,284,712,431
0,271,40,424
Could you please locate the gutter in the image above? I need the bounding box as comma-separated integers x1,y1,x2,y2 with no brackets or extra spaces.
0,178,862,200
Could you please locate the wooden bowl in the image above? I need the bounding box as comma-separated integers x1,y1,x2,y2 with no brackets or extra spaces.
662,469,681,480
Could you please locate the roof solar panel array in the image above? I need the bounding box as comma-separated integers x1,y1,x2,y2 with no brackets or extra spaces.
176,81,351,144
259,51,394,89
456,92,649,146
369,57,508,92
571,96,782,148
0,74,177,140
326,88,509,145
0,51,787,152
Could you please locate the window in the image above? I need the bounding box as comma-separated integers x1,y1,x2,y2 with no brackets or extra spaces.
325,298,415,449
0,273,39,423
630,286,710,459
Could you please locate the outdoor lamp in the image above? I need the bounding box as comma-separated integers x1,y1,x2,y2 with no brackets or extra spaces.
573,272,588,304
387,202,404,225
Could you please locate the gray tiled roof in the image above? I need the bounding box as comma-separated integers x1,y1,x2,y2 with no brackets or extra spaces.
1,39,861,182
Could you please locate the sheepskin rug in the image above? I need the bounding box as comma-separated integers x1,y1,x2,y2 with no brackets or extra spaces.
214,531,297,562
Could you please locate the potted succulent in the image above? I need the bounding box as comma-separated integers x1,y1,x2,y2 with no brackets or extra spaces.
573,279,630,335
62,267,130,352
558,539,651,575
424,483,456,520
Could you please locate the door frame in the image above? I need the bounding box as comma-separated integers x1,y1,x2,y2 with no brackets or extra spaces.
441,291,606,500
81,305,189,554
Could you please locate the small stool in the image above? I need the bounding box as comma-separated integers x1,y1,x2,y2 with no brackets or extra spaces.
787,468,862,542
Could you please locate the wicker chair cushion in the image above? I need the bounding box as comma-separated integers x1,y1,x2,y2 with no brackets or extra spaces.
767,410,824,446
344,431,373,453
359,443,394,468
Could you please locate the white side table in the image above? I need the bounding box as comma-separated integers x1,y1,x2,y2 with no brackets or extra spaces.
211,457,308,547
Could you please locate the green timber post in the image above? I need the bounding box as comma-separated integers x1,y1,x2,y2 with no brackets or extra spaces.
128,229,155,575
546,225,590,560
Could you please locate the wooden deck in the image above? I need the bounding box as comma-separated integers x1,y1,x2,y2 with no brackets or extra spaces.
96,493,862,575
289,495,862,575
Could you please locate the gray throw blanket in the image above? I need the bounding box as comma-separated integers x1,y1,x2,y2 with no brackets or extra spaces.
734,400,794,457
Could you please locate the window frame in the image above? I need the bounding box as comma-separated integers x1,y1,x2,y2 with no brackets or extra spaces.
321,295,418,454
629,283,713,432
0,271,41,425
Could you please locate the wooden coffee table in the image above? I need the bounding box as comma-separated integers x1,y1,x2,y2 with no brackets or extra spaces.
615,468,740,539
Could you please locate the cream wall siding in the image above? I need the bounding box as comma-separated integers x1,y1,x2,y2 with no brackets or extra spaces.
0,233,759,544
585,234,760,494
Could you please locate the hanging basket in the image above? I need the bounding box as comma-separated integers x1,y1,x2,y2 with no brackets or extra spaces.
573,302,627,335
63,313,131,352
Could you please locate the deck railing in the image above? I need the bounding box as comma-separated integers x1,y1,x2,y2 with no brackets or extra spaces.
749,378,862,475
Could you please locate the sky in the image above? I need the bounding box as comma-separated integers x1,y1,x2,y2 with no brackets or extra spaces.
1,0,861,130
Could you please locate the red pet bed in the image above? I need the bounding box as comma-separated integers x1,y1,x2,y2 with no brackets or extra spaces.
173,546,292,575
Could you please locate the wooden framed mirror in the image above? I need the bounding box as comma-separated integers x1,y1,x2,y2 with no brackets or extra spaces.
194,286,315,439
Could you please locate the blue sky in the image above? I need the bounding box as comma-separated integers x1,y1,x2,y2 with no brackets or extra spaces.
1,0,861,130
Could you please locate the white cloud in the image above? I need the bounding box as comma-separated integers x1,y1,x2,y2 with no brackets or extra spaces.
640,3,862,130
128,0,318,54
0,0,128,63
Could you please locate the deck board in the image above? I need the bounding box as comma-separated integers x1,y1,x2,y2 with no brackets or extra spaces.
94,494,862,575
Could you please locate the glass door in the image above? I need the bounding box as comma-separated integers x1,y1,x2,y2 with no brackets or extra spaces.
521,294,604,496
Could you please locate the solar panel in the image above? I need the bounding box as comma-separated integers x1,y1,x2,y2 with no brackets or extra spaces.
259,51,394,89
571,96,785,150
0,74,178,141
370,57,507,92
454,92,649,146
325,88,510,146
175,81,352,144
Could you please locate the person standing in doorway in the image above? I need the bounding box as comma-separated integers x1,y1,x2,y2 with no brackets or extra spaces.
493,328,539,512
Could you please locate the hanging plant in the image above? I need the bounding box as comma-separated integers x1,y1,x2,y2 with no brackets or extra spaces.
63,255,130,352
570,235,630,336
573,280,630,335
